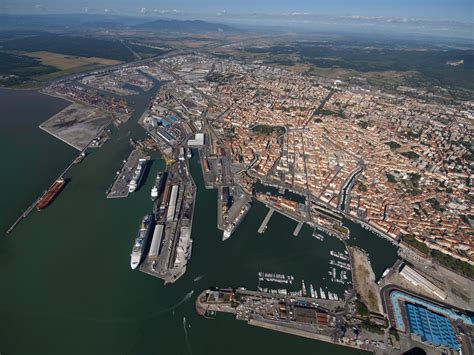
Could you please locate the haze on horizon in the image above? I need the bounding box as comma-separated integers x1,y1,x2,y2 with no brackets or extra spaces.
1,0,472,22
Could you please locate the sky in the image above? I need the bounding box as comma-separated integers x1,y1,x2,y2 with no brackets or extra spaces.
1,0,473,22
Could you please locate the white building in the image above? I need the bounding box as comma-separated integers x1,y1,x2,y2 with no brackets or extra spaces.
188,133,204,146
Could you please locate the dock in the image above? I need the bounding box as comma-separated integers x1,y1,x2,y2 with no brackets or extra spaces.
293,221,303,237
5,146,90,235
106,148,147,198
139,158,197,284
258,208,274,234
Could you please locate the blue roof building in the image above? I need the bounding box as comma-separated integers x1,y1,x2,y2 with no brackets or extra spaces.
406,303,459,351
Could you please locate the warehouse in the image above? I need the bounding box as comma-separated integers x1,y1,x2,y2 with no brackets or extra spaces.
406,303,459,351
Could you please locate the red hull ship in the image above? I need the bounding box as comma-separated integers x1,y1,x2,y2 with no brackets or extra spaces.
36,178,66,210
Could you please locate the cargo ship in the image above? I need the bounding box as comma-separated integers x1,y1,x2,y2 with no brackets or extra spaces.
128,158,147,193
36,178,66,210
222,202,252,241
151,172,162,201
130,214,153,270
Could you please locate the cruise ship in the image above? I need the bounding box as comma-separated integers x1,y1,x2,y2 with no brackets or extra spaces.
151,172,162,201
130,214,153,270
222,202,252,241
128,158,147,193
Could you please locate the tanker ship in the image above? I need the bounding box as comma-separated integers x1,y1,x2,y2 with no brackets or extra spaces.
36,178,66,210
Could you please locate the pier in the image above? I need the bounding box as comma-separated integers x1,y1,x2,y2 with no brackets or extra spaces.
293,221,303,237
258,208,274,234
5,147,90,235
106,148,147,199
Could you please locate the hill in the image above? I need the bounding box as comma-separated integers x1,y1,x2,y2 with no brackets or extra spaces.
134,19,233,33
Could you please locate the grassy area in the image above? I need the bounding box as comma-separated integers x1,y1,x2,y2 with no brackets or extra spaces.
431,250,474,279
33,63,104,82
402,173,421,195
401,151,420,160
402,235,430,255
385,141,401,150
252,124,285,136
356,300,369,317
1,49,123,87
22,51,121,70
403,235,474,279
0,51,56,85
386,173,397,183
1,34,135,61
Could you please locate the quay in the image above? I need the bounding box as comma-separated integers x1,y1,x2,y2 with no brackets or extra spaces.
139,158,197,284
293,222,303,237
258,208,274,234
195,287,374,352
106,148,148,199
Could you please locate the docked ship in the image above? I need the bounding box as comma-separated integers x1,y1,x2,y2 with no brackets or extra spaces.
222,202,252,241
36,178,66,210
151,172,162,201
73,152,86,164
128,158,147,193
130,214,153,270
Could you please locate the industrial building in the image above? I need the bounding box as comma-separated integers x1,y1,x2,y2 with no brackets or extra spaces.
293,305,329,326
188,132,204,146
399,264,447,300
166,185,179,222
174,226,192,268
148,224,164,258
406,303,459,351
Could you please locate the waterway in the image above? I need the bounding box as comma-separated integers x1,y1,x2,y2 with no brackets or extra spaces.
0,85,388,354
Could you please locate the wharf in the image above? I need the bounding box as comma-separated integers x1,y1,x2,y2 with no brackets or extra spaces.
258,208,274,234
106,148,147,199
6,145,91,235
140,158,197,284
293,222,303,237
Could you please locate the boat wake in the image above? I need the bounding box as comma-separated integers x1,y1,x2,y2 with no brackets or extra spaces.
193,274,206,282
144,290,194,320
183,316,192,354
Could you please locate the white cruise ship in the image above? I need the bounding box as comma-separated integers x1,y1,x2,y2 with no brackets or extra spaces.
151,172,162,201
130,215,153,269
222,202,251,241
128,158,147,193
